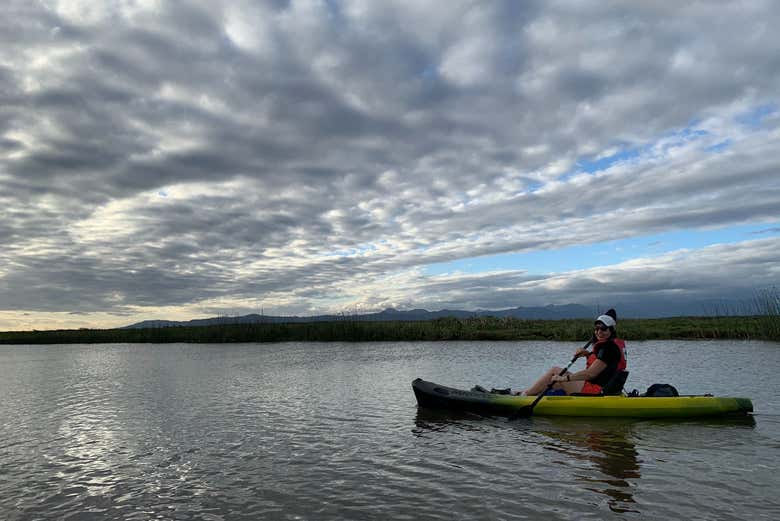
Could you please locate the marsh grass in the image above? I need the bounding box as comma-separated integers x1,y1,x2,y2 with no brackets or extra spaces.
752,287,780,340
2,308,779,344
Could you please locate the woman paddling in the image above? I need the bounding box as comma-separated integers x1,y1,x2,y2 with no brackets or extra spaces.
518,309,627,396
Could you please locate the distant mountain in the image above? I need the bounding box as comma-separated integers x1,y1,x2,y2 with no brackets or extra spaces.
122,299,755,330
123,304,593,329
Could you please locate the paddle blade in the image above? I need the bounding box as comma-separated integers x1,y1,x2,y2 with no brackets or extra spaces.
509,406,534,420
508,388,550,420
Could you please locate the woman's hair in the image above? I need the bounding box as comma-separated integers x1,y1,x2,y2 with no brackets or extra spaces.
592,309,619,343
606,308,617,339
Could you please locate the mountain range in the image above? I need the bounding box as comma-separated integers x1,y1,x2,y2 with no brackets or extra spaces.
122,299,752,329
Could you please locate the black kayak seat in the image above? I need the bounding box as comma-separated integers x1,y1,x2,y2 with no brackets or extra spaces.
602,370,629,395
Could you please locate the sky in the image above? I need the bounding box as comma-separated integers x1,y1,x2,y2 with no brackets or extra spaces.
1,1,779,330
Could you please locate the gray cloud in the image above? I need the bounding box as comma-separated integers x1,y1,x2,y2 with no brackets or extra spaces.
1,1,779,326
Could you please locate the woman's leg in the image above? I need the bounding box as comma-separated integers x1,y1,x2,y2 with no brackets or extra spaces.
521,367,586,395
522,366,560,395
556,379,585,395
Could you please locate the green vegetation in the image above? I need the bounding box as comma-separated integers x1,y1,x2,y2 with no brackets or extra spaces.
1,314,778,344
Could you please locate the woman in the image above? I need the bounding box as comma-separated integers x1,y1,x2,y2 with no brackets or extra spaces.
519,309,627,396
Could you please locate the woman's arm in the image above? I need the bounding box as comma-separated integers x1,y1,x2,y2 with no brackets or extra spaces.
557,359,606,382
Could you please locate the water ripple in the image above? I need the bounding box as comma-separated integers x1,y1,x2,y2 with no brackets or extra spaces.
1,341,779,520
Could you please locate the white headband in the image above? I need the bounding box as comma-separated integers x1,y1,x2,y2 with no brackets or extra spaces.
595,315,616,327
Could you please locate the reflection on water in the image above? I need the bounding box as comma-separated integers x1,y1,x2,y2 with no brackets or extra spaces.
413,408,759,516
535,419,641,514
414,409,642,513
412,408,490,435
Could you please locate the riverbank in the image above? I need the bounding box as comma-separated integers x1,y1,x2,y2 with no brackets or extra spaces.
1,315,778,344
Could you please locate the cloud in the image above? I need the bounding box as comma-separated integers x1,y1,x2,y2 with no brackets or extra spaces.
1,1,779,327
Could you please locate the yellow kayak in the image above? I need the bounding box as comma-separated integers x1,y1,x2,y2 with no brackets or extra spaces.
412,378,753,418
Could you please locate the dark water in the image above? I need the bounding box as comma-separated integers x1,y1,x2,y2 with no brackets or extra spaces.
1,340,778,520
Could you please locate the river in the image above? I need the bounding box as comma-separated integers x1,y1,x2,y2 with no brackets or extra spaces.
1,340,778,520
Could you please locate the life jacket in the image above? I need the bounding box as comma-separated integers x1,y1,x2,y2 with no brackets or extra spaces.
586,338,627,372
614,338,627,371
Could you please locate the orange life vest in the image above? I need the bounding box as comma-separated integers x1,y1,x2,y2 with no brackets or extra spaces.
586,338,627,371
614,338,627,371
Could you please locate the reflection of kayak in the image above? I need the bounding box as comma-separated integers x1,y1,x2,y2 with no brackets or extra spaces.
412,378,754,418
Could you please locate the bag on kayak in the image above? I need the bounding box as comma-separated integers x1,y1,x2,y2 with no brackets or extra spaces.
643,383,679,397
490,387,512,395
470,385,512,395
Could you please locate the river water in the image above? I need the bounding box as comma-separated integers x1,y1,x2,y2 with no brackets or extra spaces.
1,340,778,520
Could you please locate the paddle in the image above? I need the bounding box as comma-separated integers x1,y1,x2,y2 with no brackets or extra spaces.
509,340,592,420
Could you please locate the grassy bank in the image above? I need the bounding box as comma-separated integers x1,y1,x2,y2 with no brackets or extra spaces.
1,315,778,344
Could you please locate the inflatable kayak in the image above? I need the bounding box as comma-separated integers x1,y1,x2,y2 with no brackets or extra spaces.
412,378,753,418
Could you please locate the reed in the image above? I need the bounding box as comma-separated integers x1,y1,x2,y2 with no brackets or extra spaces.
752,286,780,340
2,312,779,344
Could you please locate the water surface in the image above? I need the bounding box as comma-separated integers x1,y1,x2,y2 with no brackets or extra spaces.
1,340,778,520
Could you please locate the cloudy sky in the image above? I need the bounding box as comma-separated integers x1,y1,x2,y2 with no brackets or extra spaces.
1,1,779,330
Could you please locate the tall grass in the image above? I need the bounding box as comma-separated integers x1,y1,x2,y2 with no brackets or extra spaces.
752,286,780,340
1,310,779,344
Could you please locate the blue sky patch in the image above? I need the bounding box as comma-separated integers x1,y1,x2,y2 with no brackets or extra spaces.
576,146,642,174
423,222,780,276
705,139,732,153
736,103,777,129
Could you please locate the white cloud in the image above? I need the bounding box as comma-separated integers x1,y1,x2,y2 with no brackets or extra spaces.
1,1,779,328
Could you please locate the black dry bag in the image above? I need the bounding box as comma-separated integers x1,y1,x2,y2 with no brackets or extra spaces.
644,383,679,397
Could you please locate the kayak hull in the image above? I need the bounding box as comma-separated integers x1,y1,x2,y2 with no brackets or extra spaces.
412,378,753,418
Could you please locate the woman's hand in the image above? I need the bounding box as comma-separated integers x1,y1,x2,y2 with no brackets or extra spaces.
550,374,567,383
574,348,591,359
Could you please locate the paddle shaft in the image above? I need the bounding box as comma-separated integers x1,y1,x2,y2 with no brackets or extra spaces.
511,340,592,419
526,356,578,405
